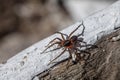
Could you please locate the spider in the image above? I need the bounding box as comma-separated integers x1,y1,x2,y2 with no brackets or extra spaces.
41,21,91,65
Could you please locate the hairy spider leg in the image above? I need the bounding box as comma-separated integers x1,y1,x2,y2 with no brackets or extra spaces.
77,21,85,37
65,49,72,68
47,49,66,65
44,47,61,53
77,39,88,48
79,50,91,60
45,38,62,47
68,48,81,63
78,39,94,49
56,32,68,40
78,37,84,42
68,21,84,38
41,42,60,53
56,32,68,38
76,47,90,59
70,49,85,64
74,50,81,63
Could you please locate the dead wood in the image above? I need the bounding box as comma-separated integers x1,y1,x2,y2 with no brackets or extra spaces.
38,29,120,80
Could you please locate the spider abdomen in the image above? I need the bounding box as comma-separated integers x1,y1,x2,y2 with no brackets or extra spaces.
71,36,78,42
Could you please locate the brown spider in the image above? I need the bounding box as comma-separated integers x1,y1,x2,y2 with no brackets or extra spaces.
41,21,91,65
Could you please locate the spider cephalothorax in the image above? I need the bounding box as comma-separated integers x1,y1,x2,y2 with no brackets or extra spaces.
41,21,91,65
61,36,78,48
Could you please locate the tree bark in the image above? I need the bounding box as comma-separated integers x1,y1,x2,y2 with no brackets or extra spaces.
39,29,120,80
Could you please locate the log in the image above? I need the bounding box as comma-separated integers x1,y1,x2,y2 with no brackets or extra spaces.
39,29,120,80
0,1,120,80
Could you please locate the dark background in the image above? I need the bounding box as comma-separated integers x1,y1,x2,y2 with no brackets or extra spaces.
0,0,116,63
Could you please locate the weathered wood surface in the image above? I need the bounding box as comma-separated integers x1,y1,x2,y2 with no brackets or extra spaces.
0,1,120,80
39,29,120,80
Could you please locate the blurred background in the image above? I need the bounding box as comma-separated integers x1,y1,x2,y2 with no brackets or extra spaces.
0,0,116,63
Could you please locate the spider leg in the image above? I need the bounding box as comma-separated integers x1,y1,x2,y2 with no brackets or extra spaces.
75,47,90,59
78,38,96,48
44,47,61,53
86,44,98,49
80,50,91,60
80,43,96,49
77,39,88,49
72,50,78,64
78,39,87,45
56,32,68,38
41,42,60,54
74,48,91,63
78,37,84,42
47,49,66,65
78,39,96,49
46,38,62,47
71,49,83,64
68,48,81,63
77,40,88,48
77,21,85,37
69,20,84,38
65,49,72,68
56,32,68,40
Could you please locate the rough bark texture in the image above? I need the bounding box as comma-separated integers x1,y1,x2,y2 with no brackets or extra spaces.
38,29,120,80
